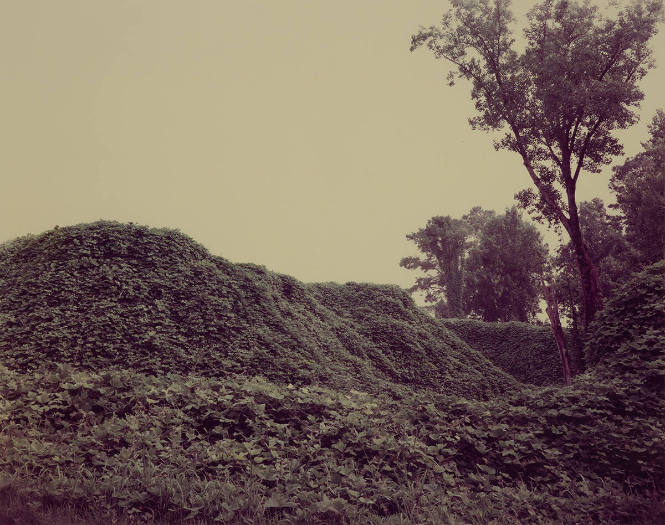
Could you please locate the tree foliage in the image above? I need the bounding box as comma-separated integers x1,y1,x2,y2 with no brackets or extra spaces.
465,208,547,321
610,109,665,265
411,0,664,326
552,198,633,329
400,215,469,317
401,207,546,321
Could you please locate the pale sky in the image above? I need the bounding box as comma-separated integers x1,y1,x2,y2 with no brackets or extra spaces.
1,1,664,289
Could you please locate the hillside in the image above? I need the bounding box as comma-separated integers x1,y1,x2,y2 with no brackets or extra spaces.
442,319,583,386
0,221,517,399
1,222,664,524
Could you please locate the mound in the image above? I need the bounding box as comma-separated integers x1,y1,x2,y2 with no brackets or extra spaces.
585,261,665,368
585,261,665,400
1,246,663,523
0,221,518,399
442,319,583,386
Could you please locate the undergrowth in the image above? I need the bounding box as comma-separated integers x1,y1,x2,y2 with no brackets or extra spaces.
1,358,663,524
0,224,663,523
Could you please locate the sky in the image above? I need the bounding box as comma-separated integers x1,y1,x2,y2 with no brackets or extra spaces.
1,1,664,290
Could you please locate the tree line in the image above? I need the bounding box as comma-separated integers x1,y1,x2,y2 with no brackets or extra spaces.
402,110,664,327
400,206,546,322
405,0,664,336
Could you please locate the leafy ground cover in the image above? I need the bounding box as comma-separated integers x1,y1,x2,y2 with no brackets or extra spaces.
0,222,516,400
442,319,584,386
1,356,663,524
0,223,663,523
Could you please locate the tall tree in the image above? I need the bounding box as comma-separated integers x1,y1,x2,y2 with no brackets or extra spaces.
552,198,631,335
610,109,665,265
541,275,573,384
462,205,496,237
411,0,663,327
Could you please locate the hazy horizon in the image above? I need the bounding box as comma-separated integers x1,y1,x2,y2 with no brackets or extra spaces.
2,1,663,289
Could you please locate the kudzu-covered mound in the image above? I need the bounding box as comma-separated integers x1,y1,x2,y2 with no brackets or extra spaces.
0,221,518,399
2,364,663,525
584,261,665,405
585,261,665,369
1,237,664,524
441,319,583,386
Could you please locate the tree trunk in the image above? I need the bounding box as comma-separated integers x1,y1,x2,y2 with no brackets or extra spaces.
569,229,603,328
541,277,572,385
445,260,465,317
565,191,604,328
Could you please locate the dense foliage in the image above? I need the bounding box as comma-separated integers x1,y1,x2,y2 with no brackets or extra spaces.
400,215,469,317
401,207,546,322
2,337,663,523
0,221,517,400
442,319,583,386
463,209,547,322
585,260,665,369
552,198,633,329
1,222,664,524
610,109,665,266
411,0,664,325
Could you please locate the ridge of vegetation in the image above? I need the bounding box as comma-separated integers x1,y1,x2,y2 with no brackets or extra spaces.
1,223,664,524
441,319,584,386
0,221,518,399
1,355,663,524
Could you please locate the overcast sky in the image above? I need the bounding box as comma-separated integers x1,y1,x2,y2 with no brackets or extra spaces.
2,1,664,289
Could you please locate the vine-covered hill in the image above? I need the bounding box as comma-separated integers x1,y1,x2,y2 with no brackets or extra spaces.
1,223,664,524
0,221,517,399
442,319,583,386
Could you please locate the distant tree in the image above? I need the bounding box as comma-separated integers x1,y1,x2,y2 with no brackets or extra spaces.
401,207,546,321
411,0,664,327
465,208,547,322
400,216,469,317
610,109,665,265
462,206,496,239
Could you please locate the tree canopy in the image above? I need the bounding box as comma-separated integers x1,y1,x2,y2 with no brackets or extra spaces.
610,109,665,265
552,198,632,331
400,215,469,317
411,0,664,326
401,207,546,322
465,208,547,322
